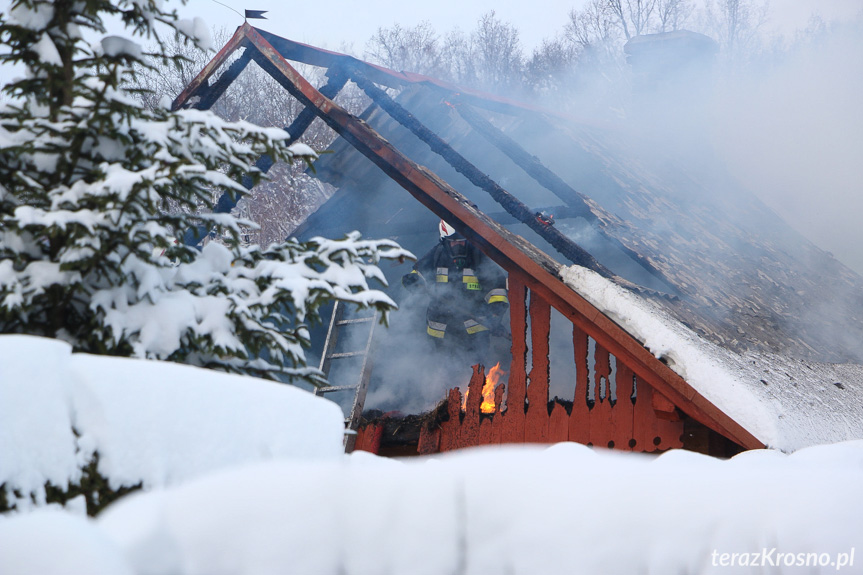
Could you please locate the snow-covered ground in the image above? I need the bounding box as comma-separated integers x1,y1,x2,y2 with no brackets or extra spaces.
2,334,862,574
2,443,863,574
562,265,863,452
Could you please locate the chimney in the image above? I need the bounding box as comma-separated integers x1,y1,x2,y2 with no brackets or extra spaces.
625,30,718,94
623,30,719,152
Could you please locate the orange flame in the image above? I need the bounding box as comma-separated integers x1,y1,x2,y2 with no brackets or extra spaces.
463,362,506,414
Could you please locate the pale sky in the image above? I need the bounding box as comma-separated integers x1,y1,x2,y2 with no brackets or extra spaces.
178,0,862,54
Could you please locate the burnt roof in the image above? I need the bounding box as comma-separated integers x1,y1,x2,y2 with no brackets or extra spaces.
173,24,863,449
303,80,863,365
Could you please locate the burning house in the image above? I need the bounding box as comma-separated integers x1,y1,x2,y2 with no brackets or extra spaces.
173,25,863,457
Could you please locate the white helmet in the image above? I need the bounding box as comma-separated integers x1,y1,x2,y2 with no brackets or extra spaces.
439,220,457,239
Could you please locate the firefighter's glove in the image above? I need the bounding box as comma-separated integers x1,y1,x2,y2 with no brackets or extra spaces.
488,301,508,319
489,323,511,340
402,271,425,290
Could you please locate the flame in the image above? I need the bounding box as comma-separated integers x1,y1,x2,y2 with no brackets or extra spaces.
463,362,506,414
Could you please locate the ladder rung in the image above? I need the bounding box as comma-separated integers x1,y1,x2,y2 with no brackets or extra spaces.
336,317,375,326
328,351,365,359
317,384,359,393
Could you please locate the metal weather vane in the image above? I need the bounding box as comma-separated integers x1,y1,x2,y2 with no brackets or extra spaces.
207,0,268,22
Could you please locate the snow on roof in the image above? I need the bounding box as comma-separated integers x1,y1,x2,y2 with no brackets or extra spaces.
563,265,863,452
0,335,345,511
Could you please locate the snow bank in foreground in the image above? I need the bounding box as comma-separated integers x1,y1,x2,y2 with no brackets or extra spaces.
2,442,861,575
0,335,345,511
561,265,863,451
0,509,133,575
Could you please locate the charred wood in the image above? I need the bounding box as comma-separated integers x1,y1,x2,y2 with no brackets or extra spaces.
452,99,678,293
195,49,253,112
348,68,616,279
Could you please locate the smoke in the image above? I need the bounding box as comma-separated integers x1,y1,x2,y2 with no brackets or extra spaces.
310,16,863,419
362,285,513,415
709,19,863,275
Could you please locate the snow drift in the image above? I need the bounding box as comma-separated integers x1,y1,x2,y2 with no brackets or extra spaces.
0,335,345,512
2,443,862,574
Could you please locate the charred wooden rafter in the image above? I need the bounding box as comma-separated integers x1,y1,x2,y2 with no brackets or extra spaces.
196,50,253,111
450,99,678,293
175,43,350,245
347,68,616,279
172,27,249,111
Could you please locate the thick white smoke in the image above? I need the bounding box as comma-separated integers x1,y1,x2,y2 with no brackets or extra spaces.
709,19,863,274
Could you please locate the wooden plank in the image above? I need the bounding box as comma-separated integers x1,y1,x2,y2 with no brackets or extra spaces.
459,365,485,449
453,100,674,291
525,292,551,443
652,391,681,421
612,362,636,450
351,71,615,276
478,417,494,446
438,388,462,453
172,25,248,110
589,342,614,448
490,384,506,445
417,425,440,455
654,389,685,450
656,415,685,451
501,274,528,444
548,403,570,443
569,326,592,444
354,422,383,454
632,377,664,452
195,50,252,111
514,273,761,450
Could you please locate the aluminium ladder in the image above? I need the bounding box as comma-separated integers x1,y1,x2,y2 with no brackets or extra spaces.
314,300,378,452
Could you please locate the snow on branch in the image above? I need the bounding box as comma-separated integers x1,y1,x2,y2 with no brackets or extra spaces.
0,0,413,385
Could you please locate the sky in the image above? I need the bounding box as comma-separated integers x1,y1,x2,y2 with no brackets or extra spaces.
178,0,863,53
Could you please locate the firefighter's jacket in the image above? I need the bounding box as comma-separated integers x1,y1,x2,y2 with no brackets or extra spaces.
406,239,508,339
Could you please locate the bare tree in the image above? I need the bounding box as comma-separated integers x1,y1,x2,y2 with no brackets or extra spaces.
364,21,445,76
607,0,659,39
656,0,695,32
565,0,621,51
460,11,525,94
525,37,579,96
439,29,472,85
702,0,770,65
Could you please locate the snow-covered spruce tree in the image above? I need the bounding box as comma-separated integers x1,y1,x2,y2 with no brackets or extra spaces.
0,0,410,384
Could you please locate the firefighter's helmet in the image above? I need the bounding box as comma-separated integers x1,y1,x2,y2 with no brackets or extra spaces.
439,220,457,239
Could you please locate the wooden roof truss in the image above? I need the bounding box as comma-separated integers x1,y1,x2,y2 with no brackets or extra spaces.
173,24,764,452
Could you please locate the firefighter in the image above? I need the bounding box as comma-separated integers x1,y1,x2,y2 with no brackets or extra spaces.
402,220,509,363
